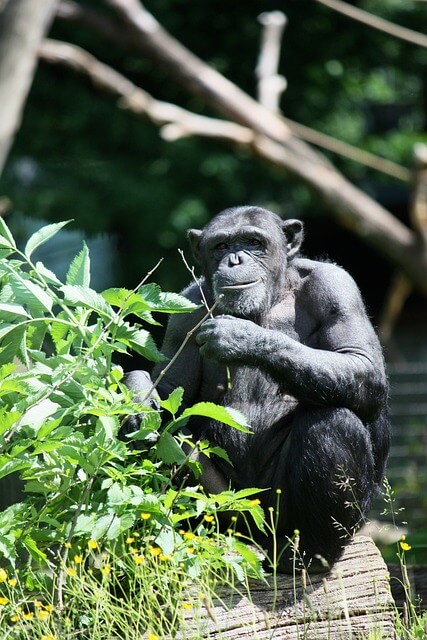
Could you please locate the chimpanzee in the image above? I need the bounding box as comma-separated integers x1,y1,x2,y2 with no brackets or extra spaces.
126,206,390,572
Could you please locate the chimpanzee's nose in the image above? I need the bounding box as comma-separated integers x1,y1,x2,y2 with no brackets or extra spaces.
229,252,241,266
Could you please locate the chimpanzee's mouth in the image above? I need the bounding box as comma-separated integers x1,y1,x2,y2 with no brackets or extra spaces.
220,279,261,291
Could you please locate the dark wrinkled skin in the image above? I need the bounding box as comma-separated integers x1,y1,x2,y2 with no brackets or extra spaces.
127,206,390,573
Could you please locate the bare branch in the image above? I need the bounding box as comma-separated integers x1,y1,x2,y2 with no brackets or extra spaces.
256,11,287,112
410,144,427,245
39,40,253,145
316,0,427,49
40,34,427,294
39,39,409,179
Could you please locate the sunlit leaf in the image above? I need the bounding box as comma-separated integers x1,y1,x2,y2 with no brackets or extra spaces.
24,221,71,259
66,242,90,287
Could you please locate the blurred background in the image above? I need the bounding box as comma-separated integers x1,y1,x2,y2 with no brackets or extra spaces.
0,0,426,558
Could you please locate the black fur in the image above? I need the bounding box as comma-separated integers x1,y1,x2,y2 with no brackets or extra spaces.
129,206,390,572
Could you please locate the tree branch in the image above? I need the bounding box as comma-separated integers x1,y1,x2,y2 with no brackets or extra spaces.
316,0,427,49
99,0,427,294
0,0,59,176
256,11,287,112
51,1,427,294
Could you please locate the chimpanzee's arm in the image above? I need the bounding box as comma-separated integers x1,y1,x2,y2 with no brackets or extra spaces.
196,263,387,421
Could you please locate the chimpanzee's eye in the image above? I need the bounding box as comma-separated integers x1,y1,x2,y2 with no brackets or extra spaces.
215,242,228,251
249,238,262,247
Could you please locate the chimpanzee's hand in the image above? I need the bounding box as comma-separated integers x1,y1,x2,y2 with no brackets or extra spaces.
196,315,259,363
121,370,160,449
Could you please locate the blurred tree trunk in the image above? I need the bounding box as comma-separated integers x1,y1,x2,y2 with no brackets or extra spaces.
0,0,58,176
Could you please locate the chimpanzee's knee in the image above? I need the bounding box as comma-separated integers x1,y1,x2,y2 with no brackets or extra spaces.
270,406,376,570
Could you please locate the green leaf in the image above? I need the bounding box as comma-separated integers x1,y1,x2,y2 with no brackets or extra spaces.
22,536,47,562
61,285,114,319
156,432,186,465
0,217,16,249
19,399,61,433
160,387,183,415
24,221,71,259
3,274,53,314
181,403,251,433
34,262,62,286
115,323,165,362
66,242,90,286
0,325,26,365
0,409,21,436
139,283,199,313
0,303,29,321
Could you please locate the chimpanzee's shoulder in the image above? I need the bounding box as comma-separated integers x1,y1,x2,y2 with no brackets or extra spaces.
293,258,364,311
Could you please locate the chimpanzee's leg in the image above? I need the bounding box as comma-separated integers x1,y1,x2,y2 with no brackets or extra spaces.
264,406,376,573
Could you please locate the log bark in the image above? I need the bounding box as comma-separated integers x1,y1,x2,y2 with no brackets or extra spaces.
181,536,396,639
0,0,58,175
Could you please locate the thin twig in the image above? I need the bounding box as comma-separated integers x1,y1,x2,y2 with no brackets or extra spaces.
147,296,223,400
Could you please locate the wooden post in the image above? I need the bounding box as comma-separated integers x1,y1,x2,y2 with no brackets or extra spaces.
181,536,396,639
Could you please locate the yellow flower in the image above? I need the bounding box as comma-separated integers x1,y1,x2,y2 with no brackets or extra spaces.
249,498,261,506
88,539,98,550
126,536,135,544
23,612,34,620
0,568,8,582
134,555,144,565
400,541,412,551
35,600,43,608
44,604,54,612
10,614,20,622
182,601,193,610
8,578,17,588
183,531,195,540
147,634,159,640
41,636,56,640
0,596,9,605
160,554,171,562
101,564,111,575
66,568,77,577
140,512,151,520
37,609,50,621
203,514,214,523
73,555,83,564
187,547,195,554
149,546,161,557
64,542,72,549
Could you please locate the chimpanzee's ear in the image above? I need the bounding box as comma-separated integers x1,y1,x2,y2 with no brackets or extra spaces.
281,219,304,259
187,229,203,264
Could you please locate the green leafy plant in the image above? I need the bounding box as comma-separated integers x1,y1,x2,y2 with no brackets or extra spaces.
0,218,266,638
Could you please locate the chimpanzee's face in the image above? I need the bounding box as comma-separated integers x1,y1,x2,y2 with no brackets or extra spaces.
188,207,303,319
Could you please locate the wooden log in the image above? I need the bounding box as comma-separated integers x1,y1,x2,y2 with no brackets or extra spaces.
182,536,396,639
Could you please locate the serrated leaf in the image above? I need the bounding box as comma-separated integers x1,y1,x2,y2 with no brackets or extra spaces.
61,285,114,319
181,403,251,433
160,387,183,415
0,217,16,249
0,409,21,436
34,262,62,285
4,274,53,314
0,303,29,321
115,323,164,362
24,221,71,258
0,325,26,365
156,432,186,465
138,284,199,313
66,242,90,286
